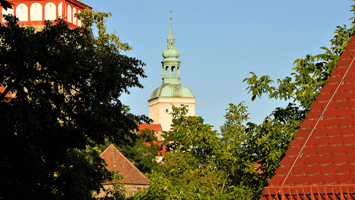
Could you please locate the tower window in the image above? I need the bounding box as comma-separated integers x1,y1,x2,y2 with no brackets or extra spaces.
166,109,168,113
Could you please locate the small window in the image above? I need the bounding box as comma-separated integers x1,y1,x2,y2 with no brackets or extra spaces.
166,109,168,113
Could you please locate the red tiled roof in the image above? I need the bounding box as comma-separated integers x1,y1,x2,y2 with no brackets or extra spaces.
0,85,13,100
137,123,166,155
137,123,162,132
261,34,355,199
144,140,166,156
100,144,149,185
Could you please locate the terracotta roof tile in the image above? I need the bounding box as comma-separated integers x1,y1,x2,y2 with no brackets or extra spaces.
318,155,335,165
294,156,307,167
345,145,355,154
312,128,325,138
304,156,318,166
137,123,162,132
293,165,306,176
136,123,166,155
348,156,355,165
349,94,355,101
100,144,149,185
0,85,13,99
261,34,355,199
279,156,296,167
326,75,342,84
302,146,316,156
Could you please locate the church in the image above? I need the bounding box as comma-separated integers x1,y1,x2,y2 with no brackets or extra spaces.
148,15,196,133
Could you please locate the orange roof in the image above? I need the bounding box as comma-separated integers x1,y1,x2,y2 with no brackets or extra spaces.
137,123,162,132
0,85,13,101
100,144,149,185
144,140,166,156
261,33,355,199
137,123,166,155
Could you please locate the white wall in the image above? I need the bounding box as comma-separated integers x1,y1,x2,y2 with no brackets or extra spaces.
45,3,56,20
30,3,43,21
16,4,28,21
67,4,71,22
58,2,62,19
72,7,76,25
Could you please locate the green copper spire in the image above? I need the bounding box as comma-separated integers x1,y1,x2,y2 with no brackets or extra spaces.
148,13,195,101
167,16,175,46
162,13,181,84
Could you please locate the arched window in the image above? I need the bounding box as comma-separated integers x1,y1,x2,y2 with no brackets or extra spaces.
45,3,56,20
77,10,81,26
166,66,170,77
67,5,71,22
2,7,14,22
30,3,42,21
171,66,176,77
58,2,62,18
16,4,28,21
72,7,76,25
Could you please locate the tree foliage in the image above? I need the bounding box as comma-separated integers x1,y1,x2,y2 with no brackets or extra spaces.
0,10,148,199
2,0,355,199
0,0,12,10
119,127,162,174
137,2,355,199
136,105,255,199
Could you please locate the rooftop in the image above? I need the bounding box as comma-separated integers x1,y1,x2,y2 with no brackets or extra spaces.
100,144,149,185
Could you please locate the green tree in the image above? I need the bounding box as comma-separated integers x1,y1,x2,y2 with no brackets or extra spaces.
0,10,148,199
138,1,355,199
118,127,162,174
137,105,253,200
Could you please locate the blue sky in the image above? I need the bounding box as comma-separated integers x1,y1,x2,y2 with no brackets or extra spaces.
83,0,354,131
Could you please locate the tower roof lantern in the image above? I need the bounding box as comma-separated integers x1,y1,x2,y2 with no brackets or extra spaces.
149,12,195,101
162,16,180,62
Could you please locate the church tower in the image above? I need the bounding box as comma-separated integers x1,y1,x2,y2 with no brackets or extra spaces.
148,15,195,132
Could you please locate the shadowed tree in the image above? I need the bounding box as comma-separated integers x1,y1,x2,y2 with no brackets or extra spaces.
0,10,149,199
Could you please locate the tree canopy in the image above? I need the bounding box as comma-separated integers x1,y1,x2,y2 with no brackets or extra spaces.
0,10,149,199
134,1,355,199
0,0,12,10
2,0,355,199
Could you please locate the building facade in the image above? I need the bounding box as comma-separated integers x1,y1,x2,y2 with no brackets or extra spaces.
0,0,90,29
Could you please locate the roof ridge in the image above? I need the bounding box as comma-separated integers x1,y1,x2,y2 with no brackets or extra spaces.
110,145,117,172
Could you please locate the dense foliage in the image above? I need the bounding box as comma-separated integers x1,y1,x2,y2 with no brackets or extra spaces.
0,9,149,200
134,1,355,199
2,0,355,199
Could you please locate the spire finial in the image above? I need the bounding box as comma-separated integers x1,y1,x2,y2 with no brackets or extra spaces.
167,9,175,47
